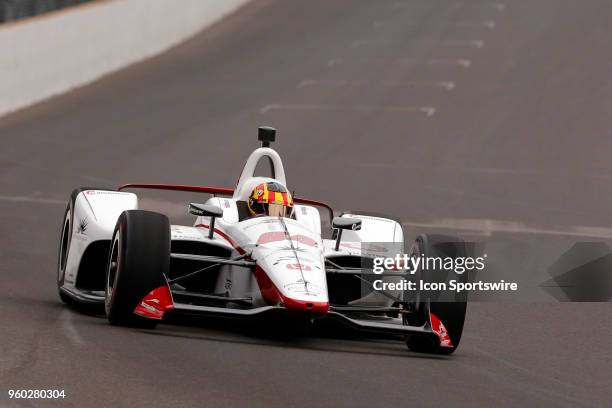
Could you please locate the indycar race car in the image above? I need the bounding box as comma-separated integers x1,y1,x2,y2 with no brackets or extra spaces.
57,126,469,354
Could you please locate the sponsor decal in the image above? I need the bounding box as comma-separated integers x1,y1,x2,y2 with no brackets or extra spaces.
284,279,324,296
273,256,318,267
85,190,130,196
76,217,88,235
430,313,453,348
171,226,205,241
133,286,174,320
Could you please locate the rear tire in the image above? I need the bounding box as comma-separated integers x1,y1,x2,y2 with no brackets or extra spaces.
405,234,469,354
105,210,170,328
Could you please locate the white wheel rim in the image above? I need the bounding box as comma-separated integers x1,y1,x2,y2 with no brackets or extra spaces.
105,231,120,312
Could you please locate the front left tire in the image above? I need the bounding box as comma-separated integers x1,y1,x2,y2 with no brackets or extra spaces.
404,234,470,354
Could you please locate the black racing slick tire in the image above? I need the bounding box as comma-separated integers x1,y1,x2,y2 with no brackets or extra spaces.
105,210,170,328
405,234,469,355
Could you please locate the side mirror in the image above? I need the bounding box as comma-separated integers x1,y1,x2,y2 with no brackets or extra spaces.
332,216,362,251
189,203,223,239
332,217,362,230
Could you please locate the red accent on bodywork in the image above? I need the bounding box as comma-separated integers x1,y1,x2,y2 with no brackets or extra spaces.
287,263,312,271
282,297,329,313
194,224,246,255
256,231,318,247
292,235,317,247
430,312,453,348
133,285,174,320
253,266,329,314
117,183,334,220
253,266,284,304
257,231,287,245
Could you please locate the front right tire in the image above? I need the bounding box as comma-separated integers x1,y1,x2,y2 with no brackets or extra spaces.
105,210,170,328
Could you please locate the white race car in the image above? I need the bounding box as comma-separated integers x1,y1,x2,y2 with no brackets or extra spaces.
57,127,469,354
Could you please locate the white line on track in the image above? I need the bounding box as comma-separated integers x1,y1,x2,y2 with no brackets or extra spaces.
373,20,496,30
391,2,505,11
402,218,612,239
328,58,471,68
428,58,472,68
0,195,65,205
371,21,391,28
455,20,497,30
442,39,485,48
350,39,484,49
260,104,436,117
356,163,549,175
296,79,455,90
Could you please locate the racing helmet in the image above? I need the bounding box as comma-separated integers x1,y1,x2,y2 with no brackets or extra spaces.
247,181,293,217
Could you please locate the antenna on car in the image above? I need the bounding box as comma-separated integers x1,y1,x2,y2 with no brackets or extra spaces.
258,126,276,147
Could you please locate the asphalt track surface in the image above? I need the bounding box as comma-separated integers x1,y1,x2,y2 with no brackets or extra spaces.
1,1,612,407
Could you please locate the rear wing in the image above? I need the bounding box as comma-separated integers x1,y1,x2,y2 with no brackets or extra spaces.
118,183,334,221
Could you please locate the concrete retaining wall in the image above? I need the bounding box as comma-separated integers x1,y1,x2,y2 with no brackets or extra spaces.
0,0,250,117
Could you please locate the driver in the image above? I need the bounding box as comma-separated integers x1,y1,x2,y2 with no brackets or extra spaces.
247,181,293,218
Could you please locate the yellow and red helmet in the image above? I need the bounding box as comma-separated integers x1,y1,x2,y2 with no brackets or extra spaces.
247,181,293,217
